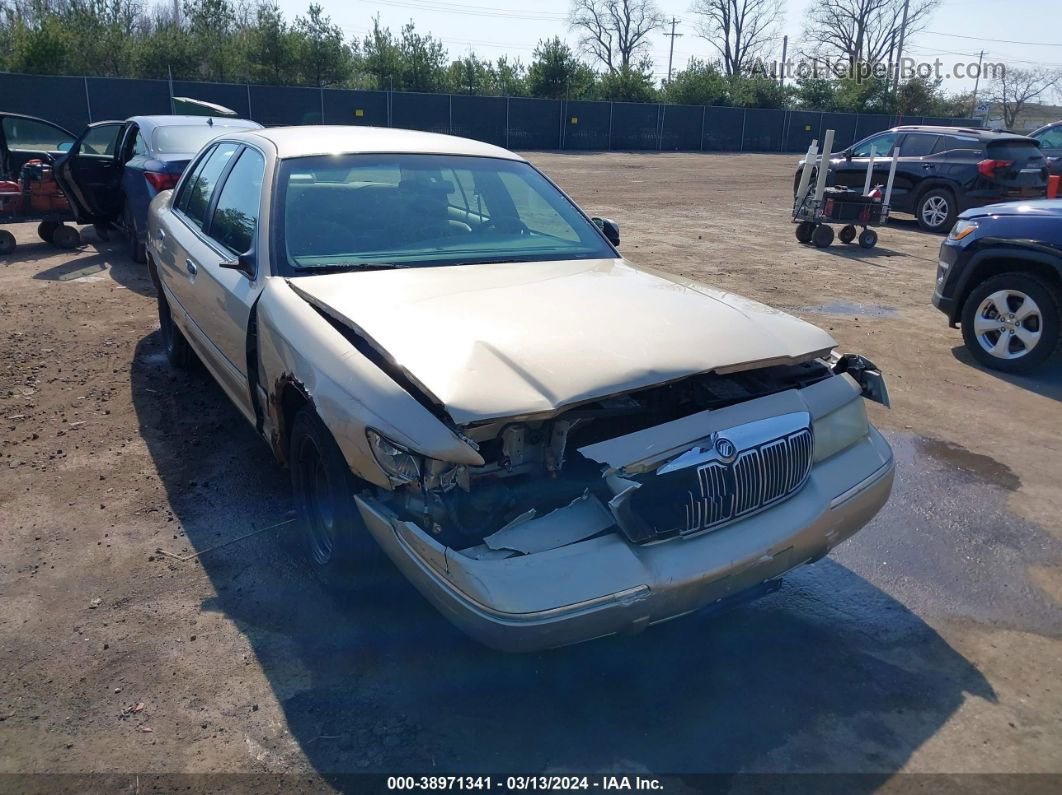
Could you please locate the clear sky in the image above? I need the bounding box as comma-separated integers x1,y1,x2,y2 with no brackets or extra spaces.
276,0,1062,97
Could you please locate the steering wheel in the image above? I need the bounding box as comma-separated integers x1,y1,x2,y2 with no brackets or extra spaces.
478,217,528,235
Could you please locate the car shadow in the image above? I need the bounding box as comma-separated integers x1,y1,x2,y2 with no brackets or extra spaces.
950,344,1062,402
129,331,995,784
23,226,154,295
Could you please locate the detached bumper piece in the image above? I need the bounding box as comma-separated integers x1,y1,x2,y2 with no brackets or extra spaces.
833,354,891,408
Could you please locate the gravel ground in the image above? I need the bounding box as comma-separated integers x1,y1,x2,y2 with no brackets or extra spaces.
1,152,1060,789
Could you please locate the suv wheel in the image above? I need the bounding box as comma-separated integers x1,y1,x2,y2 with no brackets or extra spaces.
289,406,382,589
961,272,1060,373
916,188,956,232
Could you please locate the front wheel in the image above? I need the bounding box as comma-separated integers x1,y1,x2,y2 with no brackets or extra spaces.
795,221,815,243
961,272,1060,373
916,188,956,232
289,407,382,589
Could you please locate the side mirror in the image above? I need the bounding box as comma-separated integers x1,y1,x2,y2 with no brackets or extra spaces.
592,216,620,247
844,149,853,160
220,251,256,277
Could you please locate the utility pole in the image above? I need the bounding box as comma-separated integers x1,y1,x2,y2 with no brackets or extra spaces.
892,0,911,107
664,18,682,84
970,49,985,118
779,35,788,87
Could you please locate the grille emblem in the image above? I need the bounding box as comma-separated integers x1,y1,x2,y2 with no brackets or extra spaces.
714,435,737,463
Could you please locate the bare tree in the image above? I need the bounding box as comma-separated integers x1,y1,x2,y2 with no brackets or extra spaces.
689,0,782,77
802,0,939,66
987,67,1062,129
569,0,664,74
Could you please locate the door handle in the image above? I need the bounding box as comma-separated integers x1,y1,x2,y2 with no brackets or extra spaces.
185,259,197,276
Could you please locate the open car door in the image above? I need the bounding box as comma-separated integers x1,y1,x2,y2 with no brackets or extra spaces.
53,120,127,224
0,113,77,181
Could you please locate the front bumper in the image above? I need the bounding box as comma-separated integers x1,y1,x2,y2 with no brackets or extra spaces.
932,241,964,323
356,426,894,653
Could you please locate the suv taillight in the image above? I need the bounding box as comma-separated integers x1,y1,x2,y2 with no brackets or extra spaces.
144,171,180,191
977,159,1013,178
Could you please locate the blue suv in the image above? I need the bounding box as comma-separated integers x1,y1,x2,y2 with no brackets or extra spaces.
934,200,1062,372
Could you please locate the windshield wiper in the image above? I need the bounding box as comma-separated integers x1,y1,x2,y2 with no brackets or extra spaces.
294,262,405,274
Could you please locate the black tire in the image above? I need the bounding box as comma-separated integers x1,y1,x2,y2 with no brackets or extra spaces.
915,187,957,233
93,223,111,242
812,224,834,248
858,229,878,249
37,221,59,243
795,221,815,243
289,406,382,588
0,229,15,255
51,224,81,249
157,291,194,369
123,203,145,263
961,272,1060,374
839,225,857,244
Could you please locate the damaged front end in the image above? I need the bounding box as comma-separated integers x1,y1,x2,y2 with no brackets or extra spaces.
354,352,894,651
366,354,886,555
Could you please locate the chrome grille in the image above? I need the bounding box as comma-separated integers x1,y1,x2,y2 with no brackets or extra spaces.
628,418,813,540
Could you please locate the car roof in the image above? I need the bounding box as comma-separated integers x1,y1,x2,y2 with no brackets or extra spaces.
128,115,262,131
226,125,525,161
891,125,1034,142
1030,121,1061,135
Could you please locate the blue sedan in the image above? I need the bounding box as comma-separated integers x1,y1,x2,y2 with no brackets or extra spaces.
55,115,261,261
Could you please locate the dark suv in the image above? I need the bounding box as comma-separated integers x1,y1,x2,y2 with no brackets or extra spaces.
796,126,1049,232
933,199,1062,373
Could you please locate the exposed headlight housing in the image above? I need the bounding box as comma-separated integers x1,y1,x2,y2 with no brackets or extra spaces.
813,399,869,462
948,219,978,242
366,429,421,484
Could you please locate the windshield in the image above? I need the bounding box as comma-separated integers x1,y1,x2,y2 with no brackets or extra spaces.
152,125,237,155
276,154,616,273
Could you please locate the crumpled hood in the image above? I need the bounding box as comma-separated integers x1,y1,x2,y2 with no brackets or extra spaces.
288,258,836,425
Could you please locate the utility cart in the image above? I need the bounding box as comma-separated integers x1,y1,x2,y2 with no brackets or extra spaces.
792,129,897,250
0,159,81,255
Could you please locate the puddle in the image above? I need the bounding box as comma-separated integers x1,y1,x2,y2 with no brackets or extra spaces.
798,301,898,317
914,437,1021,491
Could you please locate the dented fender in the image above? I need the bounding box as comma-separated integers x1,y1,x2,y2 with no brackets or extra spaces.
254,279,483,487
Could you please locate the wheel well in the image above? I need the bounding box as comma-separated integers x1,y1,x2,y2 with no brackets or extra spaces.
957,257,1062,317
915,182,955,206
271,376,311,467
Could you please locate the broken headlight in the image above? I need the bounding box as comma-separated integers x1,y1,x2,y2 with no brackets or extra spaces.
366,429,422,484
366,429,467,491
813,398,869,462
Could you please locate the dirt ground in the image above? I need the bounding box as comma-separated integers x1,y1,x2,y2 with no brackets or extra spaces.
1,152,1060,788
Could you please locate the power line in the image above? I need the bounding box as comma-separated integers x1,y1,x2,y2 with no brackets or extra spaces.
925,30,1062,48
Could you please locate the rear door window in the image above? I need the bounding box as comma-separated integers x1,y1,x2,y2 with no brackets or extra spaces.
180,142,239,229
899,133,938,157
